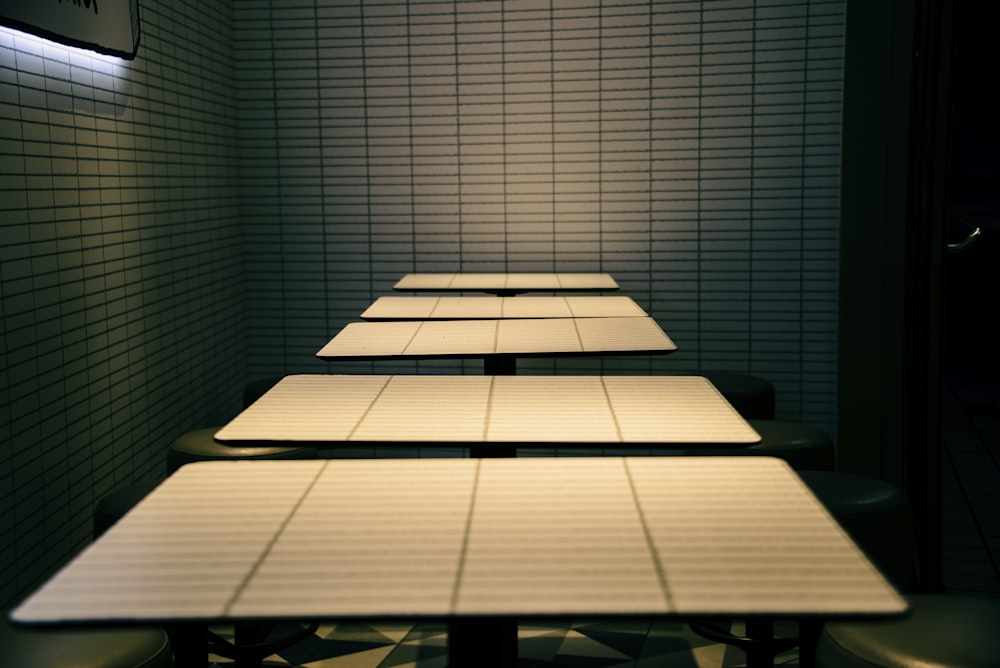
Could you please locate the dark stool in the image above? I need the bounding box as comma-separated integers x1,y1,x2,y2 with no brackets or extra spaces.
165,426,320,667
815,594,1000,667
672,420,835,471
744,420,835,471
242,375,284,408
1,611,172,668
690,467,907,666
92,476,317,668
799,470,915,589
796,470,915,664
666,371,776,419
94,479,160,538
167,427,318,474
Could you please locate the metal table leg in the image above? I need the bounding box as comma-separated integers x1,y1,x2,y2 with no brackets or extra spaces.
449,618,518,668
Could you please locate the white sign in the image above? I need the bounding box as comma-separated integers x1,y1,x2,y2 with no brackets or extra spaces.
1,0,140,59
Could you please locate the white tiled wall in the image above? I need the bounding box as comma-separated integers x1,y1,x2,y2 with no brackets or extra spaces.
1,0,846,607
0,2,246,605
236,0,844,420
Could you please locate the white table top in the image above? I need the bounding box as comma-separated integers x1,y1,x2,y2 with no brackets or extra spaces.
393,273,620,294
10,457,907,626
213,374,760,448
316,316,677,361
361,295,648,321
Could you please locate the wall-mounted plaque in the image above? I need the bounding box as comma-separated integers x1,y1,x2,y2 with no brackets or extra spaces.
1,0,140,59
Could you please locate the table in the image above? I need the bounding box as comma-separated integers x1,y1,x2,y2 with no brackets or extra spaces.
316,316,677,374
361,295,648,321
9,457,908,668
393,272,620,295
213,374,759,456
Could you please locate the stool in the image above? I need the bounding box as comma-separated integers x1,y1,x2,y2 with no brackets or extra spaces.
94,479,160,538
815,594,1000,667
798,470,915,589
689,466,906,667
672,420,835,471
165,426,320,667
167,427,318,474
94,480,318,668
666,371,776,419
1,611,172,668
242,375,284,408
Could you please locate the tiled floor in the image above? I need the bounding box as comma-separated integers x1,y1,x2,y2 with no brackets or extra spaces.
942,366,1000,597
203,368,1000,667
208,618,801,667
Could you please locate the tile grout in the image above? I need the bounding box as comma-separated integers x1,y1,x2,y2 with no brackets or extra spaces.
942,366,1000,596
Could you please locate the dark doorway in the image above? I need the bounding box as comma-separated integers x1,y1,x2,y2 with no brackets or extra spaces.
945,1,999,370
940,0,1000,595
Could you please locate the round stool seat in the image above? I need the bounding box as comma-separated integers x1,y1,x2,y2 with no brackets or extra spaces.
168,427,318,473
94,479,160,538
1,614,172,668
671,420,834,471
816,594,1000,668
799,470,914,588
665,371,775,419
745,420,835,470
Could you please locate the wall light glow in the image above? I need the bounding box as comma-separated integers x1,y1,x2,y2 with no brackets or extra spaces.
2,24,123,76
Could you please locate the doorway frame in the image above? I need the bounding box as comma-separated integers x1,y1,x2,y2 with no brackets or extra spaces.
838,0,954,592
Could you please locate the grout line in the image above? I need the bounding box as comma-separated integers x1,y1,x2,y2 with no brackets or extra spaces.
942,371,1000,591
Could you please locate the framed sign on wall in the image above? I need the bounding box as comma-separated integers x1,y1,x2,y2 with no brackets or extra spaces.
1,0,140,59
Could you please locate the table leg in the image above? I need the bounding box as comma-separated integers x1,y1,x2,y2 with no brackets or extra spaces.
448,618,518,668
484,355,517,375
233,621,268,668
689,617,796,668
798,619,823,668
745,618,775,668
475,444,518,458
170,623,209,667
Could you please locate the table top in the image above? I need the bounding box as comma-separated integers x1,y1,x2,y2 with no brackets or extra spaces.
316,316,677,362
361,295,648,321
393,273,620,294
10,457,907,626
212,374,759,448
